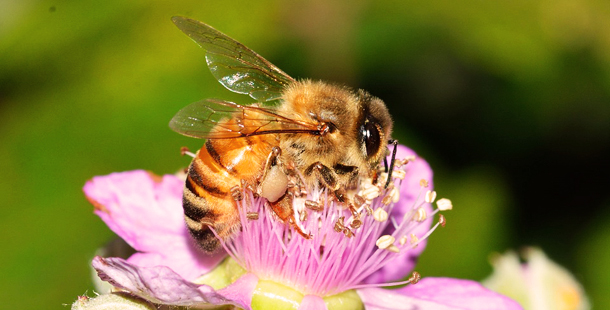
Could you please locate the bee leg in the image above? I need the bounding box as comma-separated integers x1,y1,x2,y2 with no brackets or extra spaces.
304,162,338,190
258,147,282,186
257,147,289,202
269,194,312,239
304,162,356,204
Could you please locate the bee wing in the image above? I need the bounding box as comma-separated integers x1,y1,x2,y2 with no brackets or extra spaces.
172,16,296,103
170,99,322,139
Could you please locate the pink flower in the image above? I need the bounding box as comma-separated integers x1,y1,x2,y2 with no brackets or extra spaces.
84,145,522,310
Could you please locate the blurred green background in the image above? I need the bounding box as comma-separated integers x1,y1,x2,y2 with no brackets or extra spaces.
1,0,609,309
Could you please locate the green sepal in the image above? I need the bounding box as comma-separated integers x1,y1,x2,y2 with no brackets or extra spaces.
193,257,247,290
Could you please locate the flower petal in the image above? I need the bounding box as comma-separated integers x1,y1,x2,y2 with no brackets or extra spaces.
358,277,523,310
299,295,328,310
84,170,225,280
364,145,435,283
92,256,258,309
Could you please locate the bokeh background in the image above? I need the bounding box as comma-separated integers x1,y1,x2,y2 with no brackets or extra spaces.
1,0,609,309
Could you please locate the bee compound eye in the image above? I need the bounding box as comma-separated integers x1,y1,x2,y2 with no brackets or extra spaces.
361,120,381,158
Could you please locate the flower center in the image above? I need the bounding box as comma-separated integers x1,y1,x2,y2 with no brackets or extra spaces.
214,156,450,296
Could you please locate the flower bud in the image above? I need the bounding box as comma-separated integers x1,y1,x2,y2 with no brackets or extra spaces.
72,293,156,310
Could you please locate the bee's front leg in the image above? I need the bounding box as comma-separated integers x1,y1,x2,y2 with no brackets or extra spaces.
304,161,357,204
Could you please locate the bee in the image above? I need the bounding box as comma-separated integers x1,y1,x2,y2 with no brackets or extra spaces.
170,16,394,252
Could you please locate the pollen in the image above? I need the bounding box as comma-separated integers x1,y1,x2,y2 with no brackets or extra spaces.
436,198,453,211
373,208,388,222
376,235,395,249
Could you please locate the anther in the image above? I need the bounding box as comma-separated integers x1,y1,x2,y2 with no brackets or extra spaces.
419,179,429,188
305,200,322,211
390,187,399,203
436,198,453,211
412,208,427,222
350,219,362,229
230,185,243,201
439,214,446,227
373,208,388,222
392,170,406,180
376,235,395,249
362,186,380,200
349,204,360,217
424,190,437,203
247,212,259,220
364,205,373,216
399,235,408,246
382,195,392,205
334,216,345,232
343,228,354,238
180,146,196,158
393,158,408,168
410,234,419,248
353,194,366,207
408,271,421,284
299,210,308,222
386,245,400,253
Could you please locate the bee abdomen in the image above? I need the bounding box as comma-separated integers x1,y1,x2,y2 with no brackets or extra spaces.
182,185,237,252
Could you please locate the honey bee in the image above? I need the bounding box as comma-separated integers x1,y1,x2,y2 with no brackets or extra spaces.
170,16,394,252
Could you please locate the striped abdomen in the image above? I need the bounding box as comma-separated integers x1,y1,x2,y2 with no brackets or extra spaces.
183,132,275,252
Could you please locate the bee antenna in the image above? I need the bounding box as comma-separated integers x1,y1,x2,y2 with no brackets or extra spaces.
384,139,398,189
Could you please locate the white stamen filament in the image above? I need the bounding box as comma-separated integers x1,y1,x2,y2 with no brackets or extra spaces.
411,221,443,248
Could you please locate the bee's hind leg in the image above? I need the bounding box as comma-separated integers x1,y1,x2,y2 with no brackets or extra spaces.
268,195,312,239
257,147,288,203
